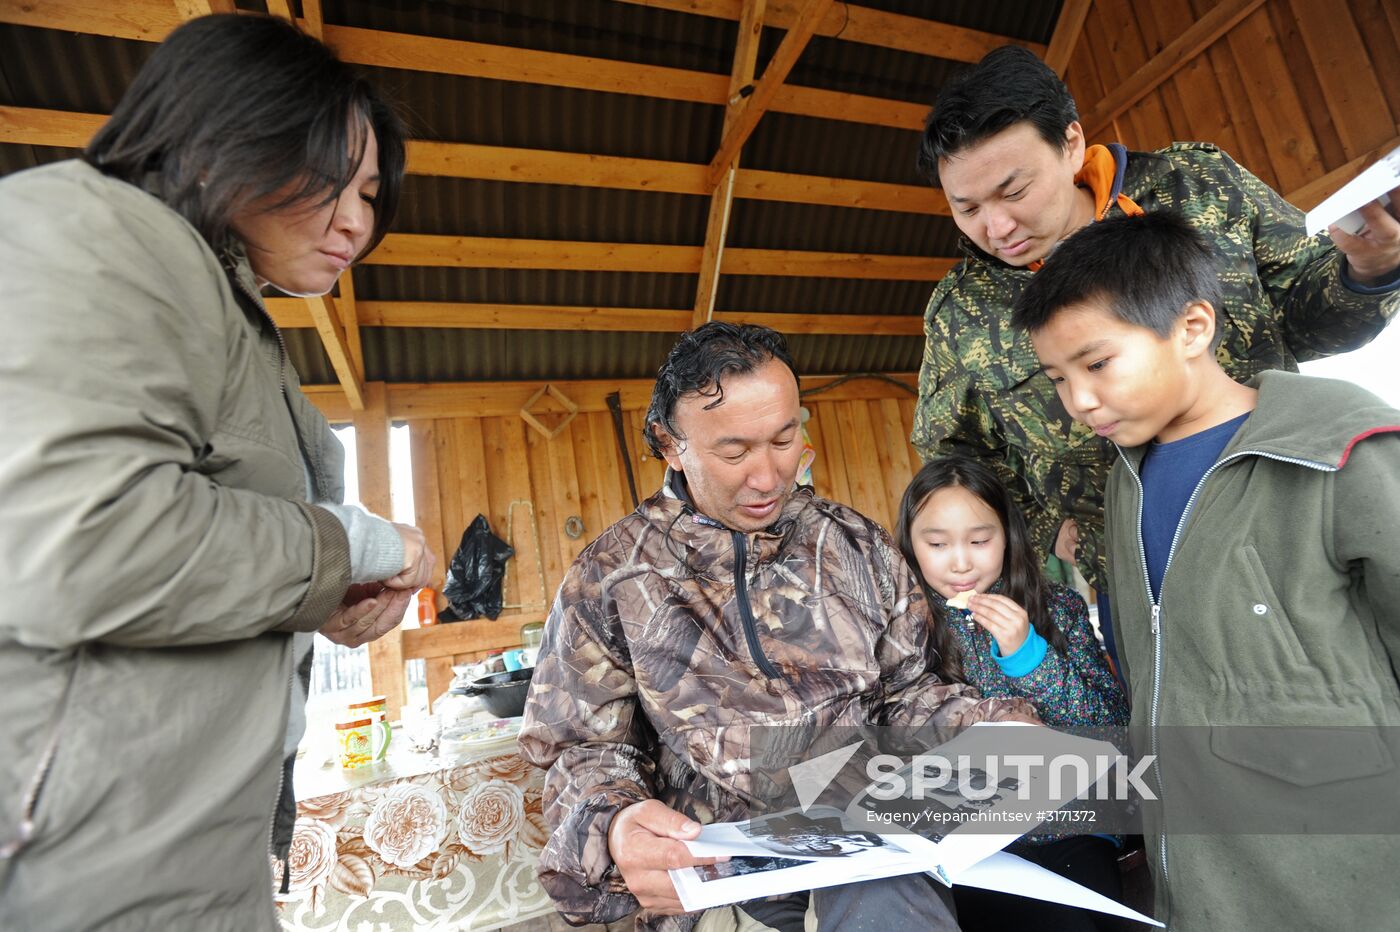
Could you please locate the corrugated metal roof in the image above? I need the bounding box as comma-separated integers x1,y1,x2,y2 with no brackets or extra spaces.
1,0,1063,384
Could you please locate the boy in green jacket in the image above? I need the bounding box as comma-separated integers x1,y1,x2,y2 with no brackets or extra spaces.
1011,211,1400,931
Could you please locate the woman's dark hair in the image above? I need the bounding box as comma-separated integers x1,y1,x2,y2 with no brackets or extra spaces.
644,322,800,458
895,455,1069,683
84,13,406,258
916,45,1078,186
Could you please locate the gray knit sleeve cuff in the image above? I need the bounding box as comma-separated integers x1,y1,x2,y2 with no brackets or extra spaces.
318,503,405,583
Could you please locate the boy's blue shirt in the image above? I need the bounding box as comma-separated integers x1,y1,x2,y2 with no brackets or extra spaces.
1137,412,1251,600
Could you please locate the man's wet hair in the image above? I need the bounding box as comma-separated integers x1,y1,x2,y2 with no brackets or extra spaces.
917,45,1079,186
645,322,799,458
1011,211,1226,351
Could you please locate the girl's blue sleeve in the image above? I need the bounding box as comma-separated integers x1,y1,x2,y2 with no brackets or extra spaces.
997,585,1129,727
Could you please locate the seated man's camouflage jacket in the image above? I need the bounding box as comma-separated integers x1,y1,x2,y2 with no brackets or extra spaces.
519,475,1034,930
913,142,1399,591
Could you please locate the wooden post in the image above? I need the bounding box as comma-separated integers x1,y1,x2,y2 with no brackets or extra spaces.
354,382,407,719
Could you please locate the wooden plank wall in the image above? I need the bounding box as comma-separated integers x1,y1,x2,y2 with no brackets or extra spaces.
405,385,921,706
1064,0,1400,209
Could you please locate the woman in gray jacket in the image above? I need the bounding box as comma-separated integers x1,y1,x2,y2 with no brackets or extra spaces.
0,14,432,930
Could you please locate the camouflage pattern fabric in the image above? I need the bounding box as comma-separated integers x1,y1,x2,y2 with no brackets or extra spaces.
519,475,1035,930
913,143,1399,591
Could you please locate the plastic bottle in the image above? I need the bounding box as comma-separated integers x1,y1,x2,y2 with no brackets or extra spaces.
417,588,439,626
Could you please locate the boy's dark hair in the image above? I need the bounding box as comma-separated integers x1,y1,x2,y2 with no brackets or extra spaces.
1012,211,1226,350
645,323,799,458
895,455,1070,685
85,14,406,259
917,45,1079,185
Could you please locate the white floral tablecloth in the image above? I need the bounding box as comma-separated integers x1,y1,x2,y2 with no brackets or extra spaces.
276,740,555,931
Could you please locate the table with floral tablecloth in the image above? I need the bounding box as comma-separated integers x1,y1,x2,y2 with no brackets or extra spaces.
276,738,555,932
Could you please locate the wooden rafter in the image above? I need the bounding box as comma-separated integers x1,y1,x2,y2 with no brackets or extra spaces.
323,23,923,131
337,271,364,376
0,107,105,148
300,373,920,424
1080,0,1267,139
171,0,236,18
616,0,1045,64
1043,0,1092,77
263,298,923,336
0,3,926,132
362,233,954,280
706,0,834,188
304,292,366,411
300,0,323,39
0,107,950,216
692,0,767,329
1286,133,1400,211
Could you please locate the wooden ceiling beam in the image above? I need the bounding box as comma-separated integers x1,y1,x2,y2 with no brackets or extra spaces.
1081,0,1266,139
303,292,366,411
300,0,324,39
264,298,922,335
172,0,236,20
1043,0,1092,77
0,107,105,148
301,372,920,423
0,108,948,214
0,0,182,41
616,1,1044,64
362,233,953,280
0,4,924,131
706,0,833,188
1286,133,1400,211
693,0,767,329
337,270,364,375
322,24,923,131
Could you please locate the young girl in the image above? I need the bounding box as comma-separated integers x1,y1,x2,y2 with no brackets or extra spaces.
896,455,1129,932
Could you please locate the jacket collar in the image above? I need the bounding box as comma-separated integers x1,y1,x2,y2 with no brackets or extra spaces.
1118,370,1400,473
642,470,814,578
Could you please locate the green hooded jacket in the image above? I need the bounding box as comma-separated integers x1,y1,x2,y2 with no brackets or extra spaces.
1105,371,1400,931
913,143,1399,591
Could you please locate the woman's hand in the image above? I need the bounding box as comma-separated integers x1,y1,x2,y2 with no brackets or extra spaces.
967,593,1031,657
319,583,411,647
383,523,435,591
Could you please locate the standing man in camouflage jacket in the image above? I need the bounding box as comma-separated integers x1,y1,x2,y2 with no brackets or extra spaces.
521,323,1036,932
911,46,1400,662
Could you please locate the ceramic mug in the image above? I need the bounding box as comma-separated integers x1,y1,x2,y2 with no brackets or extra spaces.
503,648,530,671
335,713,390,769
346,695,392,756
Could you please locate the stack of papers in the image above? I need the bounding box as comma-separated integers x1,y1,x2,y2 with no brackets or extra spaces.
672,723,1161,926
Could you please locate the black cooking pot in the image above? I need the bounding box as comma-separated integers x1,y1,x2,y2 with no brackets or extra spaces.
452,667,533,718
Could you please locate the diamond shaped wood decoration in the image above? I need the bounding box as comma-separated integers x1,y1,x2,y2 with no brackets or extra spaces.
519,383,579,440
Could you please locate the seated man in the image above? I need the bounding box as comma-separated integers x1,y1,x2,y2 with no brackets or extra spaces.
521,323,1036,932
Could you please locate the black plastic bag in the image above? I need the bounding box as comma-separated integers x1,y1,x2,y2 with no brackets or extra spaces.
442,514,514,621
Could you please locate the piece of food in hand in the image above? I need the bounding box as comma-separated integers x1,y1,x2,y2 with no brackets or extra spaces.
946,589,977,610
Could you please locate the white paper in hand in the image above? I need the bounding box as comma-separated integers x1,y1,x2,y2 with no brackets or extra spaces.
1304,144,1400,236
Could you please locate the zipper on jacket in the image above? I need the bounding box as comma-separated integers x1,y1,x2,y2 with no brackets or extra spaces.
732,532,782,680
231,275,289,397
1120,445,1335,918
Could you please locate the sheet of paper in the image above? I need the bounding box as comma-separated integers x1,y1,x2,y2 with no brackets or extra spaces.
678,723,1130,912
1305,143,1400,235
951,850,1163,927
671,852,930,913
